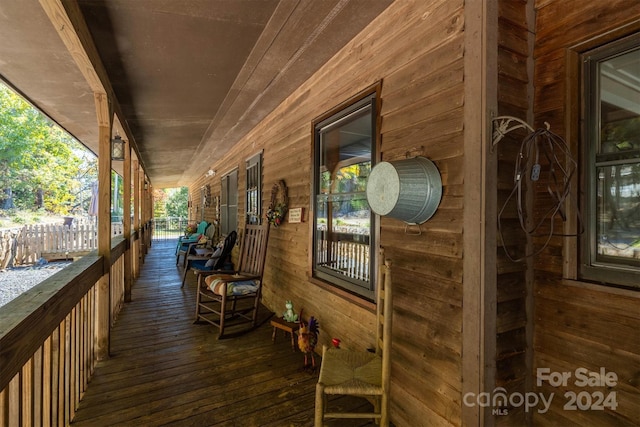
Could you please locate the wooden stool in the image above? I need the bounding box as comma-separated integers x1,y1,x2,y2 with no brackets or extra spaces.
270,317,300,351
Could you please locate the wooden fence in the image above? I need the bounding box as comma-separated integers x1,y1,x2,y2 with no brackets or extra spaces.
0,222,124,268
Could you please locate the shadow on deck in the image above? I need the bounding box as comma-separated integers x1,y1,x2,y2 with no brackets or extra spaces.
71,240,378,426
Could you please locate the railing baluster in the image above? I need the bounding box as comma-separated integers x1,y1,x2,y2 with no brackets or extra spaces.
43,336,52,427
1,234,130,426
315,236,370,282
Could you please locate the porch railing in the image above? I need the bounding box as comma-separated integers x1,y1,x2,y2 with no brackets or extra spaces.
151,217,190,241
0,235,129,426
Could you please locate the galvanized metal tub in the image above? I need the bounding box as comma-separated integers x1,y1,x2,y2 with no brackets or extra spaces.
366,157,442,224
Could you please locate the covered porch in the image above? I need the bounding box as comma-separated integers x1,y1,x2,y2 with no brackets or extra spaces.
1,1,640,426
70,239,374,426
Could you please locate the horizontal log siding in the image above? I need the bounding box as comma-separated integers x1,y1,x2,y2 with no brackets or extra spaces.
190,1,466,424
532,0,640,425
495,1,531,425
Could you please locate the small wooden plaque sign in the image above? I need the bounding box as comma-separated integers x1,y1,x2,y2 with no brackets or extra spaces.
288,207,303,223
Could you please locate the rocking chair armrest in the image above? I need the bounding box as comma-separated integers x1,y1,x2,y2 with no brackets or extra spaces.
223,273,260,282
188,240,211,251
193,268,235,277
186,253,218,262
178,241,198,253
178,235,198,244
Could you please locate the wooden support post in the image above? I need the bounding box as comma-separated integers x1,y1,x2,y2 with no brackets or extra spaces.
133,160,140,278
95,92,112,361
143,178,151,255
463,0,498,426
147,183,153,248
123,135,132,302
140,174,146,262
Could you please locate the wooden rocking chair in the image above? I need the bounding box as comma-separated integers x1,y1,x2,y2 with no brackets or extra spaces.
194,223,270,339
315,255,393,426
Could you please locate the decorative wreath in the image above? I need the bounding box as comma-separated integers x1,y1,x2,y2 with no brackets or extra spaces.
266,180,288,227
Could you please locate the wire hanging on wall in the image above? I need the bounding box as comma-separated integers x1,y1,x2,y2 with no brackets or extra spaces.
494,117,584,262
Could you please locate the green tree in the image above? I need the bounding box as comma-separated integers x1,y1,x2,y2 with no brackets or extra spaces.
71,154,98,214
153,188,168,218
165,187,188,218
0,83,90,214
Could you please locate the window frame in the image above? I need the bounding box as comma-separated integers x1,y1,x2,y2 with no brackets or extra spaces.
246,151,263,225
220,168,238,236
580,33,640,289
311,85,380,301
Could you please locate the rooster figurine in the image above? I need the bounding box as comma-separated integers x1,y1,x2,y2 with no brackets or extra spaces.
297,310,319,371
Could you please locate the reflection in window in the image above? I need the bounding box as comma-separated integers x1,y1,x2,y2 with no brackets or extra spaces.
220,170,238,236
313,92,376,300
246,152,262,225
583,35,640,287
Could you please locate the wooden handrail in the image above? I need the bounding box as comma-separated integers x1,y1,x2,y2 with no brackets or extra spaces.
111,235,126,264
0,253,101,388
0,237,128,424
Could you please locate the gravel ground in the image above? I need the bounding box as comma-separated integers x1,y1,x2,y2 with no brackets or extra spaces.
0,261,73,308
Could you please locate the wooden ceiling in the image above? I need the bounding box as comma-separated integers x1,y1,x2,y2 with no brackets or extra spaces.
0,0,392,188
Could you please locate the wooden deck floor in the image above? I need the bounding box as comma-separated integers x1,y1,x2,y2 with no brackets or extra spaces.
71,240,378,426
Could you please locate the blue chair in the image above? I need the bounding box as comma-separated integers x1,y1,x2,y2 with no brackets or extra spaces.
175,221,209,265
182,230,237,287
176,221,219,268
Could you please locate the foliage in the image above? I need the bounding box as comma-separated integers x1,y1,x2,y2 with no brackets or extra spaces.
0,83,94,215
266,202,287,227
164,187,188,218
602,117,640,149
153,189,169,218
73,155,97,214
319,161,371,218
153,187,188,219
111,172,122,219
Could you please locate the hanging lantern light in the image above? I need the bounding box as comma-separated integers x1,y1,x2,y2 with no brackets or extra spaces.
111,135,126,161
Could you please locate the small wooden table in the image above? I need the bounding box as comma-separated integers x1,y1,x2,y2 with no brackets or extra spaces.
270,317,300,351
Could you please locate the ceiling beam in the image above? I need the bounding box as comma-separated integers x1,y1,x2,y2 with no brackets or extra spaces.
39,0,105,94
38,0,146,176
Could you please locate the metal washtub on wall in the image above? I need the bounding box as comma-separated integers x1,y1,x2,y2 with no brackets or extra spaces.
366,156,442,225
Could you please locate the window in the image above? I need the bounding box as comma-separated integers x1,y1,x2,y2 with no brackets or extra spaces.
582,34,640,288
246,152,262,225
220,169,238,235
312,91,377,300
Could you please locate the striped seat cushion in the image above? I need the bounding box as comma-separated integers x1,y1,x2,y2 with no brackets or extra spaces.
205,277,260,296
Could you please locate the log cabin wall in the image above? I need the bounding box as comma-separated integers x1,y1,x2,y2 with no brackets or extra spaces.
188,174,219,226
531,0,640,425
189,1,468,424
494,1,534,425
